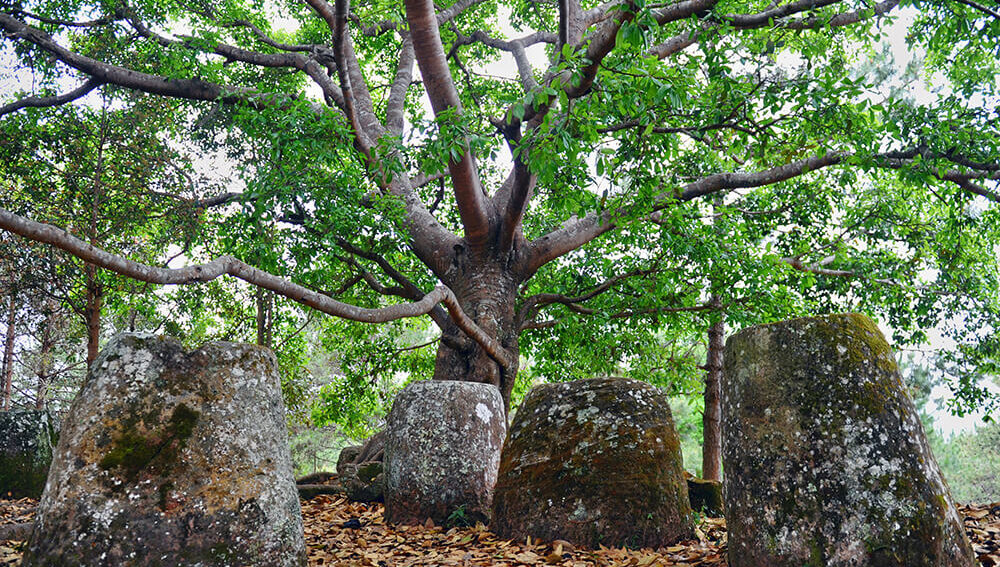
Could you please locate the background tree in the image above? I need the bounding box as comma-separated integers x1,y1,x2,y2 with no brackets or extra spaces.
1,0,998,435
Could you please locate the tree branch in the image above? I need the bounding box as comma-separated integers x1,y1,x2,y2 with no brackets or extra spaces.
219,19,323,52
15,10,117,27
508,0,717,134
721,0,844,28
782,0,901,30
781,256,900,288
943,176,1000,203
333,236,456,332
0,14,304,108
516,266,656,328
330,0,374,155
952,0,1000,20
385,34,415,136
559,0,584,49
0,208,512,368
521,301,716,331
498,160,535,251
523,152,846,275
449,30,553,92
405,0,491,247
0,77,103,117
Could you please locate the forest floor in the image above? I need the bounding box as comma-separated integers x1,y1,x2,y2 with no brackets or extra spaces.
2,495,999,566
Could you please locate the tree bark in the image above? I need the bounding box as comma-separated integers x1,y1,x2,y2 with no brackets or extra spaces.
432,247,522,412
2,293,16,411
256,287,273,348
84,266,103,366
702,306,724,481
34,303,56,410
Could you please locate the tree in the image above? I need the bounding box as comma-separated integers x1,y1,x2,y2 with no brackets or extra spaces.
0,234,90,412
1,0,998,419
0,96,223,365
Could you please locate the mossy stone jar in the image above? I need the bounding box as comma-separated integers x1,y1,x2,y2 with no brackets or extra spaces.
722,314,974,567
0,409,58,498
20,333,306,567
492,377,694,549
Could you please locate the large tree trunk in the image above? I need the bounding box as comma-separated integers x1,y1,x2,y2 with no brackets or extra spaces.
431,248,521,413
701,307,725,481
2,293,16,411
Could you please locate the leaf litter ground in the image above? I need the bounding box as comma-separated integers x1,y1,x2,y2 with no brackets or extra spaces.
2,496,998,566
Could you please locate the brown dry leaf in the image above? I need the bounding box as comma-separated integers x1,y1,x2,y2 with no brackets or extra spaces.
515,550,541,563
4,496,1000,566
545,551,564,563
553,539,576,553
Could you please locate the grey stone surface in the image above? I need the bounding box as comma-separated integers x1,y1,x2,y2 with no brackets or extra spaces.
339,461,385,502
21,333,306,567
383,380,506,525
723,314,974,567
492,377,693,549
336,445,363,473
0,409,57,498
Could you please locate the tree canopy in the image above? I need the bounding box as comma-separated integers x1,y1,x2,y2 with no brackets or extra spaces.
1,0,998,419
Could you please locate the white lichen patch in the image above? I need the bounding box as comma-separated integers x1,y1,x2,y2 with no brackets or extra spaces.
475,402,493,424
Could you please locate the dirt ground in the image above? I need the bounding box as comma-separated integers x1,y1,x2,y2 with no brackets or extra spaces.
2,496,998,566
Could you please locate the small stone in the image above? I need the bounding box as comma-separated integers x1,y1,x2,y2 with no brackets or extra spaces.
20,333,307,567
383,381,506,526
0,409,58,498
723,314,975,567
492,377,694,549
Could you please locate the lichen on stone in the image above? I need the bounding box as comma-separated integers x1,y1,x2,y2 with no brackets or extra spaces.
383,380,506,527
21,333,307,567
493,377,694,549
722,314,975,567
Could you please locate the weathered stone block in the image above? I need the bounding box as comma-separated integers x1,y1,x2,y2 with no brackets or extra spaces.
723,314,975,567
336,445,363,473
339,461,385,502
0,409,57,498
384,380,506,525
685,473,724,517
492,377,694,549
21,333,307,567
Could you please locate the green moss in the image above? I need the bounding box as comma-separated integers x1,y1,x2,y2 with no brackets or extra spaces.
157,481,174,510
807,537,826,566
169,403,199,439
98,429,160,476
99,403,201,481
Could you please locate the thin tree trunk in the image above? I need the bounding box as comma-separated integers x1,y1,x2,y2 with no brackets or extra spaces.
34,304,56,410
2,293,16,411
702,305,725,481
85,267,103,366
256,287,273,348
